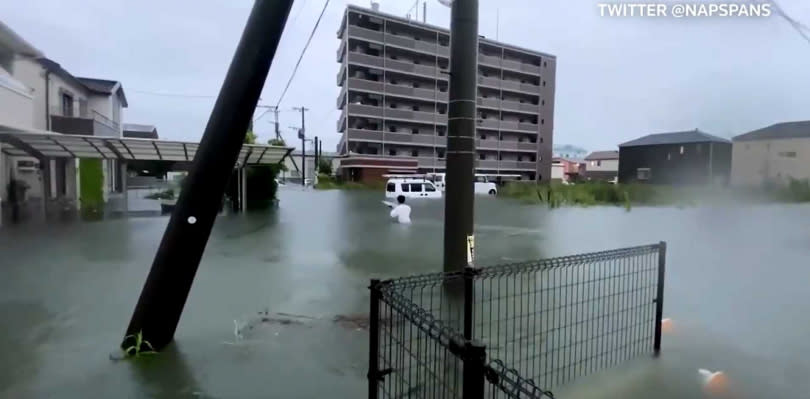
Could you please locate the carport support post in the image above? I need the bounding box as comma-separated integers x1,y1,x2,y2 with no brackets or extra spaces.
123,0,294,351
41,158,52,219
120,161,128,214
241,166,247,213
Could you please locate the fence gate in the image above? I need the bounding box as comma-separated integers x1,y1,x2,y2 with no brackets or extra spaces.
368,242,666,398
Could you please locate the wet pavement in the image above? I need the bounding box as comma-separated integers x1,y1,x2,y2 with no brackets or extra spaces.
1,187,809,398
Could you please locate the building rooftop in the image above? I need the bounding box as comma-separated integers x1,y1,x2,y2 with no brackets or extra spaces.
344,4,556,59
123,123,158,139
585,150,619,160
619,129,730,147
733,121,810,142
36,58,128,107
0,20,42,57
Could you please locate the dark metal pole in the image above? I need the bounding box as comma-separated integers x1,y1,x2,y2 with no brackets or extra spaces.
463,266,475,340
462,342,486,399
314,136,319,174
653,241,667,355
123,0,294,351
368,279,381,399
443,0,478,272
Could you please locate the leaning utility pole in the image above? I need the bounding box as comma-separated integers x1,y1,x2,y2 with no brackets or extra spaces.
443,0,478,273
123,0,294,351
293,107,308,186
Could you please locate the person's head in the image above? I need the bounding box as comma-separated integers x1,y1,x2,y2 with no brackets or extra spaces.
397,195,406,204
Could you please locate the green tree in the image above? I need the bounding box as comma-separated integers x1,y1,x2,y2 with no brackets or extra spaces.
318,158,332,175
268,138,286,146
244,130,257,144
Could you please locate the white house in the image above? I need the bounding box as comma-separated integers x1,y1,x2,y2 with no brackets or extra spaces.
1,20,128,208
731,121,810,186
584,150,619,181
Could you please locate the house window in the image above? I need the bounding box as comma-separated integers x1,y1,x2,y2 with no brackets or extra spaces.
667,153,671,161
591,161,596,167
637,168,651,180
779,151,797,158
597,160,602,166
679,145,684,155
411,149,418,157
61,92,74,116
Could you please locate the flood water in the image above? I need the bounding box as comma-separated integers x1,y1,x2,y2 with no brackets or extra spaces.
1,187,809,398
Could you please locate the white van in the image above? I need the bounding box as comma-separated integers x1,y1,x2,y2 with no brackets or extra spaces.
425,173,498,195
385,178,442,199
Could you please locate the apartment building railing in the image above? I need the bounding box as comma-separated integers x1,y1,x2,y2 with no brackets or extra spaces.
368,243,666,398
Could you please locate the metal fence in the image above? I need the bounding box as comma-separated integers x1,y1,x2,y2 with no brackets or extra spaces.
368,243,666,398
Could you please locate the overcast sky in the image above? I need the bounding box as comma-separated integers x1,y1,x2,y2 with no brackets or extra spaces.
2,0,809,153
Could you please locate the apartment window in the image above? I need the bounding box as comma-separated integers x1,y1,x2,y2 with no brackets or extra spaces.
518,155,523,162
480,134,486,140
412,105,420,111
412,82,420,88
543,61,547,67
481,114,488,119
519,118,526,123
779,151,797,158
391,79,398,85
389,149,397,156
541,100,545,106
413,59,421,65
61,92,74,116
390,103,398,108
479,153,486,160
637,168,651,180
390,54,398,60
437,149,445,158
411,149,418,157
541,119,544,125
412,128,419,134
518,137,524,142
542,81,546,86
388,125,397,132
540,137,544,143
531,155,537,162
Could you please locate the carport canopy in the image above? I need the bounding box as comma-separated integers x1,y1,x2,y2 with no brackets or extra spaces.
0,123,293,166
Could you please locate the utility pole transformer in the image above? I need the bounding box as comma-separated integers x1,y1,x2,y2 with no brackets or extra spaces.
443,0,478,272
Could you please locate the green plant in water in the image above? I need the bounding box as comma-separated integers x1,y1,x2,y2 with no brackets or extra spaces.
123,330,157,358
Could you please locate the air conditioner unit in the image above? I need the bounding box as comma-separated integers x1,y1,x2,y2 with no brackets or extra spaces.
16,159,39,172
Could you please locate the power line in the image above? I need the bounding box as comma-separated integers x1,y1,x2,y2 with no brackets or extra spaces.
274,0,331,108
770,0,810,46
130,89,217,99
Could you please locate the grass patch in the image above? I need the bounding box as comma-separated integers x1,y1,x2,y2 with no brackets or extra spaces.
79,159,104,216
500,179,810,208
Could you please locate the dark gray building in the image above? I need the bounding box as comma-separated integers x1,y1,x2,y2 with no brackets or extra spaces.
335,5,556,181
618,129,732,185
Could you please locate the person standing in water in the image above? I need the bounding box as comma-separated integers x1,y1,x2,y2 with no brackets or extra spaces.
389,195,411,224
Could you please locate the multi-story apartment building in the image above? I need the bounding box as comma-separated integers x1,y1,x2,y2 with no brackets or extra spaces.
335,5,556,182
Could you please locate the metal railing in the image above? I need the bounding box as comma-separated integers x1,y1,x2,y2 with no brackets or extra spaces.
369,243,666,398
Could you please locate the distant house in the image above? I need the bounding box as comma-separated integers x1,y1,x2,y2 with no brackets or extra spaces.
553,144,588,160
123,123,159,139
584,151,619,181
551,157,584,182
618,129,731,185
731,121,810,186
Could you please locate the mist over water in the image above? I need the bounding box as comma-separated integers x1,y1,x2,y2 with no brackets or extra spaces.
0,188,808,397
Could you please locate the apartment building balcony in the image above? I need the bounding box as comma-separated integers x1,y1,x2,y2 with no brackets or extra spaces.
348,52,447,80
498,160,538,171
337,108,347,132
416,156,446,168
347,103,447,125
347,78,448,103
337,61,347,86
346,128,445,147
348,26,450,58
476,97,540,115
476,159,500,169
476,76,541,96
49,107,119,137
337,38,347,63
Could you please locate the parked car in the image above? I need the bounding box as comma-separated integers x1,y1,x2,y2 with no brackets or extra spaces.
385,178,442,199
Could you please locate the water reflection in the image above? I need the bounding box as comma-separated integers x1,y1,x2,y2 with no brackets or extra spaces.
126,343,205,398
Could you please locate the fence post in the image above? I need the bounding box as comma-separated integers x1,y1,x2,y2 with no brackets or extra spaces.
463,267,475,340
462,342,486,399
653,242,667,355
368,279,381,399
